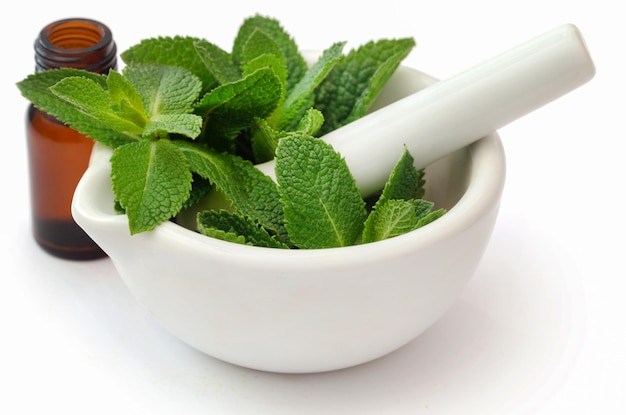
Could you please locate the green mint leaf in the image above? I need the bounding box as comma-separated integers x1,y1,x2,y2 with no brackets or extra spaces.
363,196,446,244
174,141,289,244
377,147,425,207
121,36,218,93
275,134,367,248
316,37,416,134
193,40,241,85
250,108,325,163
412,198,436,219
142,113,203,139
232,14,307,94
241,28,286,70
122,64,202,115
250,117,281,163
363,148,431,242
242,52,288,128
106,70,148,127
50,76,145,134
239,29,288,127
294,107,325,136
362,199,431,243
194,67,282,149
242,52,286,83
197,210,289,248
111,139,192,234
181,175,212,211
199,219,247,245
17,69,136,148
122,64,203,139
417,208,446,227
278,42,345,130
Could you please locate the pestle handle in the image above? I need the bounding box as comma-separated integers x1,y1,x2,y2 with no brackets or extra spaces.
256,23,595,196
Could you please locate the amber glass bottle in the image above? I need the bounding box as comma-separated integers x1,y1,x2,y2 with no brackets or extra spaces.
26,18,117,260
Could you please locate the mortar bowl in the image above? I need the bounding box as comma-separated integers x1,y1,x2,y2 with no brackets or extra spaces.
72,63,506,373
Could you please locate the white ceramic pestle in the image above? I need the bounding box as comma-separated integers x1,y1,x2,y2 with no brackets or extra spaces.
255,23,595,196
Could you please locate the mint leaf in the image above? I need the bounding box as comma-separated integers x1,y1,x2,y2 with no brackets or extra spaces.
412,198,436,219
193,41,241,85
232,15,307,94
111,139,192,234
106,70,148,127
174,141,289,244
194,67,282,149
250,117,281,163
197,210,289,248
377,147,425,206
363,148,434,243
123,64,201,115
121,36,218,93
242,52,286,84
362,199,433,243
241,28,286,71
276,134,367,248
50,76,144,134
17,69,136,148
250,108,325,163
242,52,288,129
122,64,203,139
181,175,212,211
142,113,204,139
316,37,416,134
417,208,447,227
294,107,325,136
238,28,289,130
199,217,247,245
278,42,345,130
236,29,292,159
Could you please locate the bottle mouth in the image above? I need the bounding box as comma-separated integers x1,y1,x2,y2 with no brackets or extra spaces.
34,17,117,73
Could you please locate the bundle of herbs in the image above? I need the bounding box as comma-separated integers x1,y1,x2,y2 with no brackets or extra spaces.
17,14,445,249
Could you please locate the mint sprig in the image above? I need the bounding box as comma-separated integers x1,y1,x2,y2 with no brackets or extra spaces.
17,14,445,248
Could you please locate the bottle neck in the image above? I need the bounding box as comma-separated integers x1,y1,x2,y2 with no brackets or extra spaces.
34,18,117,74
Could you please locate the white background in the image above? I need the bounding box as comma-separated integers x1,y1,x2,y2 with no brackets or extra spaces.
1,1,623,413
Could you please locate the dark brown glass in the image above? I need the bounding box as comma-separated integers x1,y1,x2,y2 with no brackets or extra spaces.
26,18,117,260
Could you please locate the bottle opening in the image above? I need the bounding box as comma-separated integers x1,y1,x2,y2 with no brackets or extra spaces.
47,20,106,50
34,18,117,73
